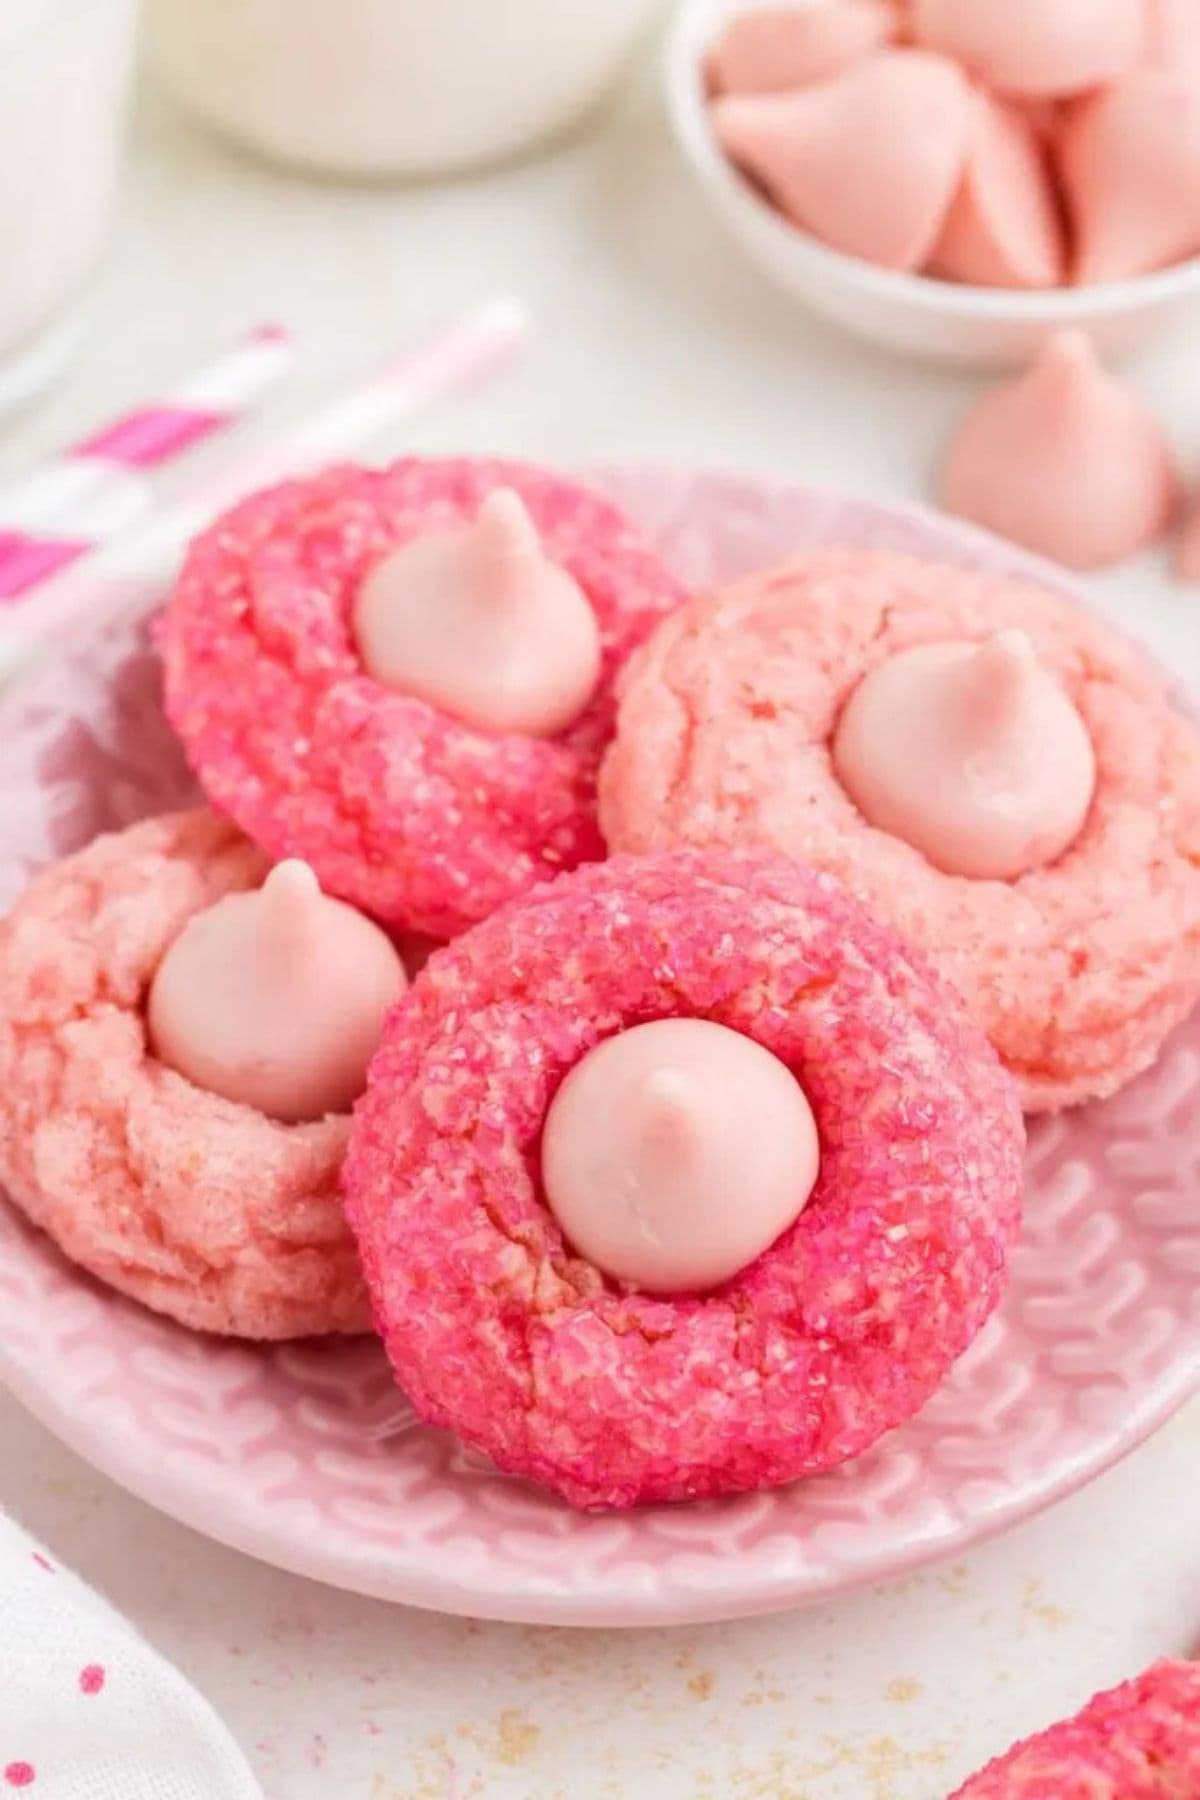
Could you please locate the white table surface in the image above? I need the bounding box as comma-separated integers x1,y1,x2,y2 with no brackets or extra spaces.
3,30,1200,1800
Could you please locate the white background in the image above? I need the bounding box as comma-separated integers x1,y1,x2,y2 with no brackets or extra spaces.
2,28,1200,1800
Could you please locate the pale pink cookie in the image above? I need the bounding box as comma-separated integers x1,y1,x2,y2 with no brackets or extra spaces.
600,551,1200,1111
159,458,688,940
951,1660,1200,1796
0,810,369,1339
343,849,1023,1510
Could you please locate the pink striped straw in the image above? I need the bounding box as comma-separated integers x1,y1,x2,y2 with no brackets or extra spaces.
0,325,293,604
0,297,528,677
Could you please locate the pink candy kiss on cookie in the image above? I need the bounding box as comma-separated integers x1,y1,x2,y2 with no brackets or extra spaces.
712,50,971,272
0,813,371,1338
344,848,1023,1508
160,456,688,940
913,0,1143,98
706,2,897,96
149,859,406,1123
833,630,1096,880
541,1018,820,1294
939,331,1178,569
599,547,1200,1111
355,487,602,740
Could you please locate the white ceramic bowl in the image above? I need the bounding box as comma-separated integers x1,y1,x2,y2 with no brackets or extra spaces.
148,0,664,179
666,0,1200,369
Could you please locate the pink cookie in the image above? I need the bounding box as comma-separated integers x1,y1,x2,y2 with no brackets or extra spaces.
600,551,1200,1111
159,459,688,940
0,810,369,1339
343,849,1023,1510
952,1660,1200,1796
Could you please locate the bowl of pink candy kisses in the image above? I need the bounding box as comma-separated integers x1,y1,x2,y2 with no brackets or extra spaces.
666,0,1200,366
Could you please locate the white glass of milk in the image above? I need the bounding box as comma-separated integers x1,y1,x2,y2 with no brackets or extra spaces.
0,0,138,413
146,0,664,179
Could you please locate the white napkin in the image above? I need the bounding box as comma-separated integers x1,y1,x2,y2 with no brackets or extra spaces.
0,1512,262,1800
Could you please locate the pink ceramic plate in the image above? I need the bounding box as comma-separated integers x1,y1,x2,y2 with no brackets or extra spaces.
2,468,1199,1627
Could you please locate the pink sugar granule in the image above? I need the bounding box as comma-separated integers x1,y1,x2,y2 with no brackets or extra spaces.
344,848,1024,1510
0,810,368,1339
952,1660,1200,1797
600,550,1200,1111
159,458,688,941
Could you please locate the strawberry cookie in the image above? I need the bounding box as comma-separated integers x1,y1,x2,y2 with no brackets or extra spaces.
952,1660,1200,1797
600,549,1200,1111
0,809,408,1338
160,457,688,939
343,848,1023,1510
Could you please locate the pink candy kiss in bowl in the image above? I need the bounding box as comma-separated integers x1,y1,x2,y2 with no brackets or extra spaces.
668,0,1200,366
2,467,1200,1623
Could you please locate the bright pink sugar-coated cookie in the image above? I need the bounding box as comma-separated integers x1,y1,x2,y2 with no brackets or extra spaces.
159,458,688,939
951,1660,1200,1797
343,849,1023,1510
0,810,369,1339
600,550,1200,1112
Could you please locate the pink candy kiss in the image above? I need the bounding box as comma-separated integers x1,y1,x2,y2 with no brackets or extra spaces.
541,1018,820,1294
834,630,1096,881
705,1,1200,295
1176,499,1200,583
712,50,971,272
707,2,897,96
149,859,407,1123
1145,0,1200,80
913,0,1143,98
1058,71,1200,284
928,92,1065,290
939,331,1178,570
354,487,603,739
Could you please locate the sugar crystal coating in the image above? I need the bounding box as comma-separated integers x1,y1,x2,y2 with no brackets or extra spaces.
951,1659,1200,1797
159,458,688,939
600,550,1200,1111
0,810,369,1339
344,848,1024,1510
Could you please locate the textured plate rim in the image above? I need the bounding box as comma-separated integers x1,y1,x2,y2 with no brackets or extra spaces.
3,1311,1198,1626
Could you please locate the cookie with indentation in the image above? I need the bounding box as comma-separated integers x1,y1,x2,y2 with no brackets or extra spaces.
343,848,1023,1509
600,550,1200,1111
159,458,688,940
0,810,375,1338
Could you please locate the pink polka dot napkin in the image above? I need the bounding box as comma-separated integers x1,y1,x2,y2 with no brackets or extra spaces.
0,1513,261,1800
